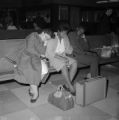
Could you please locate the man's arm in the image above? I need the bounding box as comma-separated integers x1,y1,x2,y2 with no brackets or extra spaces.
64,35,73,55
68,32,82,54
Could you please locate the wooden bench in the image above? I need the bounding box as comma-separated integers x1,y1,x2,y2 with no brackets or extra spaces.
41,55,119,83
0,33,119,84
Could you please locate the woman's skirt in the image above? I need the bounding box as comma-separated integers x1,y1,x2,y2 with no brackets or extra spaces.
50,56,77,71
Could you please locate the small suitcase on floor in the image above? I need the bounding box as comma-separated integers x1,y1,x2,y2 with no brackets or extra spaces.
75,76,107,107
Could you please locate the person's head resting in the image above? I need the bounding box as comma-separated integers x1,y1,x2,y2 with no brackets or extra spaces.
39,29,53,42
76,26,85,36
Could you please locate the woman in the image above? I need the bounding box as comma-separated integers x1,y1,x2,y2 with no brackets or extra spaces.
14,29,52,103
45,26,77,95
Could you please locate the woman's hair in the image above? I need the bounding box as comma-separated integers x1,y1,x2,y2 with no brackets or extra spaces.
55,22,70,32
59,25,69,32
42,28,55,38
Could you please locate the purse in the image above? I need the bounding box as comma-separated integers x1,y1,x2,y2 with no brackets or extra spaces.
100,46,112,58
48,85,74,111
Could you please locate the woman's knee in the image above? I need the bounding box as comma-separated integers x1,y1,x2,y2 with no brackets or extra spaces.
72,60,78,68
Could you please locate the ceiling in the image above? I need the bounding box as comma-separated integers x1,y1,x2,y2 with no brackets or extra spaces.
0,0,119,8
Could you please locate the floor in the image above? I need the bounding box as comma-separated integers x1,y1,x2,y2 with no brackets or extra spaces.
0,65,119,120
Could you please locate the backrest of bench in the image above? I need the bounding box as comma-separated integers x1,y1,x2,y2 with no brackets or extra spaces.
0,39,25,62
86,35,112,50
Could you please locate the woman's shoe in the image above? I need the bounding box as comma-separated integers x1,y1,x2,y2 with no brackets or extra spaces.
30,96,39,103
28,88,33,97
70,91,76,96
63,85,76,96
30,93,39,103
63,85,70,92
29,86,39,103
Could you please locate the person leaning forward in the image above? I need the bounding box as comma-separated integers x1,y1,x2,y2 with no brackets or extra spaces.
14,29,52,103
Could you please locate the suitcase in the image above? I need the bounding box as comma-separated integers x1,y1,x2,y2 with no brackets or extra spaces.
75,76,107,107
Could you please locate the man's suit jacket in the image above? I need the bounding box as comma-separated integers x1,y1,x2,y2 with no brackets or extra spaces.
68,31,89,54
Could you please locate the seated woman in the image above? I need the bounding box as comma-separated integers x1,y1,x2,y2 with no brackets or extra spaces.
45,25,77,95
14,29,52,103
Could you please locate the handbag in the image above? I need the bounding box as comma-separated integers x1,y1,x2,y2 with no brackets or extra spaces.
100,46,112,58
48,85,74,111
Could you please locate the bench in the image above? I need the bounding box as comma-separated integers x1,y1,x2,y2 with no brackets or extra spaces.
0,30,119,83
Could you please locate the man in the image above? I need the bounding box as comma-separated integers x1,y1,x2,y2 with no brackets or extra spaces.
68,26,99,78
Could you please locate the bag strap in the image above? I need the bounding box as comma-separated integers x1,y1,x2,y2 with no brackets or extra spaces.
57,85,64,92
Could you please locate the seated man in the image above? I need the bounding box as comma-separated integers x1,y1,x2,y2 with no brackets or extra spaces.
68,26,99,78
45,25,77,95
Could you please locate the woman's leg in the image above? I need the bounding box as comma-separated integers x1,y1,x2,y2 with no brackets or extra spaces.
61,65,75,93
69,61,78,82
65,57,78,85
29,84,39,103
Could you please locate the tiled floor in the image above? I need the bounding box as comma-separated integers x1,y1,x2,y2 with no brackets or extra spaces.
0,65,119,120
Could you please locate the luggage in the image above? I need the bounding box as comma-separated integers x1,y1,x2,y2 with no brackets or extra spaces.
75,76,107,107
48,85,74,111
100,46,112,58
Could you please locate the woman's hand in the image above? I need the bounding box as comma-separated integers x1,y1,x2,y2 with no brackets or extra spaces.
55,54,67,60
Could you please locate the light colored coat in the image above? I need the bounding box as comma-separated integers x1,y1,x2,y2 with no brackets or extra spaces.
14,32,46,85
